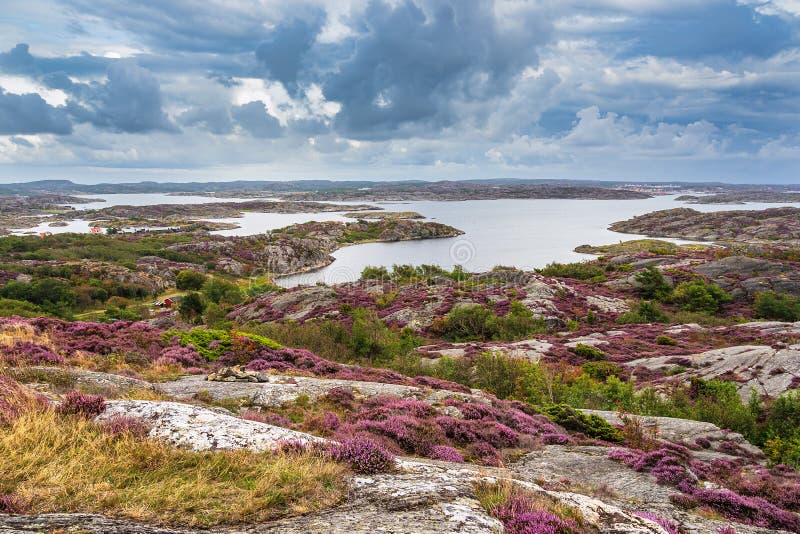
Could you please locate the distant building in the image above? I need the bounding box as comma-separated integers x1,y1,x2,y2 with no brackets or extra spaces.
90,227,103,234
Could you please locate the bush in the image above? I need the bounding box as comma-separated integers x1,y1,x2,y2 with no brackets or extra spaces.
542,404,622,442
171,328,281,360
581,362,623,381
538,261,606,281
442,304,498,342
175,269,207,290
655,335,677,346
672,280,731,313
754,291,800,322
201,278,244,305
360,266,390,280
634,266,673,301
494,301,547,340
0,298,43,318
473,351,530,399
570,343,607,361
330,437,394,474
57,391,106,418
616,300,669,324
178,292,206,323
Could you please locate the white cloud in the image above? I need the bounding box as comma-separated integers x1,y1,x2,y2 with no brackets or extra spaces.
0,75,68,105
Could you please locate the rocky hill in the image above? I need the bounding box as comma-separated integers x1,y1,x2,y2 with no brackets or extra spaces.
609,207,800,246
2,316,797,533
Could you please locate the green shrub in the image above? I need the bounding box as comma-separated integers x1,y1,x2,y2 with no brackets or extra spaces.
581,362,623,381
360,266,390,280
570,343,607,361
672,279,731,313
655,335,677,346
441,304,498,342
0,298,43,318
175,270,207,290
542,404,622,442
473,351,530,399
102,305,143,322
178,292,206,323
170,328,281,360
634,266,673,301
754,291,800,322
616,300,669,324
538,261,606,281
493,301,547,340
201,278,244,305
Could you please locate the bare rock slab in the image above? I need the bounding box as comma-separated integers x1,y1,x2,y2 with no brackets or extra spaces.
97,400,325,452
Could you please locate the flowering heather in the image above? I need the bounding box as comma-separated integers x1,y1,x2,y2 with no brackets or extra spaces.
329,437,395,474
100,415,150,438
0,494,26,514
542,433,573,445
491,494,586,534
689,488,800,531
633,512,679,534
322,387,356,408
610,444,800,531
465,442,502,466
429,445,464,463
349,415,446,455
242,410,293,428
7,342,65,365
717,526,738,534
57,391,106,418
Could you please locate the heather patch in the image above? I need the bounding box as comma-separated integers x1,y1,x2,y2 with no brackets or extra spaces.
475,480,595,534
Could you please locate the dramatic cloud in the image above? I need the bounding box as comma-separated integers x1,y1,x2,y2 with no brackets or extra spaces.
0,0,798,182
0,88,72,135
322,1,551,138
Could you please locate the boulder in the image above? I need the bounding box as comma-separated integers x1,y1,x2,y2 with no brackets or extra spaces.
96,400,325,452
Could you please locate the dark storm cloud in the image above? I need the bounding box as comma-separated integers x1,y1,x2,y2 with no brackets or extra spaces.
65,62,177,133
179,106,234,135
255,15,324,93
231,101,283,138
0,88,72,135
320,1,551,139
88,62,176,133
0,43,110,77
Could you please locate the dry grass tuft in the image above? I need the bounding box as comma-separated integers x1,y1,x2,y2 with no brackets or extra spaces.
0,408,349,526
0,323,51,349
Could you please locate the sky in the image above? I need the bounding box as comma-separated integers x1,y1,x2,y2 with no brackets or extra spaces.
0,0,799,184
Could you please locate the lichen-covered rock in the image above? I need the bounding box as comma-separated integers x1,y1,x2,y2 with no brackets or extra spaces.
511,446,777,534
581,410,764,458
586,295,630,314
95,400,325,452
626,344,800,399
157,374,481,408
11,366,153,395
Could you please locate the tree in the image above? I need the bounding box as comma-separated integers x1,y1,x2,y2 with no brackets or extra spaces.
201,278,244,305
175,270,207,290
634,266,672,301
179,292,206,323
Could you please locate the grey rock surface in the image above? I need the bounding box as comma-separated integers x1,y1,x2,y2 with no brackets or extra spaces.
96,400,325,452
626,344,800,399
156,374,482,408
